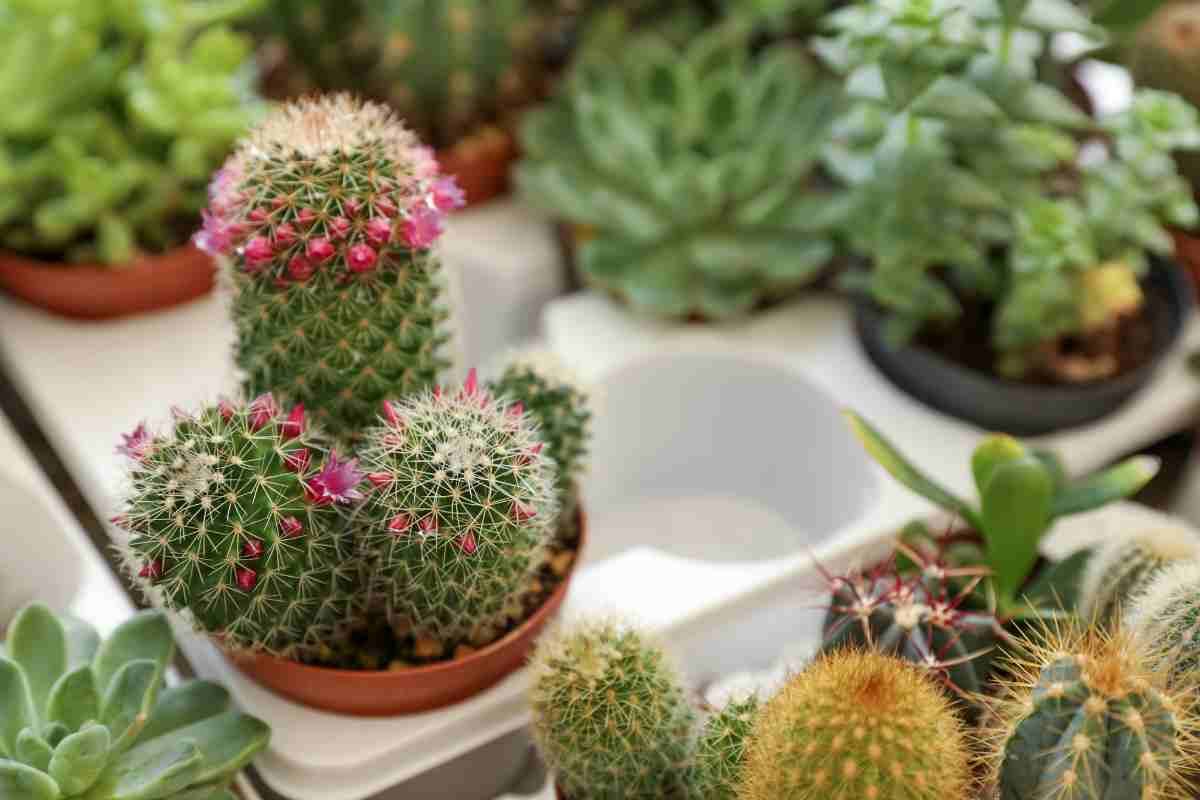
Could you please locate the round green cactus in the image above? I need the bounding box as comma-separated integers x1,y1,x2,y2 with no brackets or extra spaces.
1129,561,1200,690
687,694,760,800
993,624,1197,800
517,25,841,319
740,649,973,800
200,94,460,443
529,618,695,799
114,395,363,657
1078,526,1200,628
0,603,268,800
357,371,556,648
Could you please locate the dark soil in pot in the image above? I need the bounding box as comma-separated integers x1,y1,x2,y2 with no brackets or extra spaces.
854,257,1193,435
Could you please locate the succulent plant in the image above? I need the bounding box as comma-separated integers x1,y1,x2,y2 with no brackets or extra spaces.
517,24,842,319
1078,526,1200,628
0,0,264,264
198,94,461,443
740,649,973,800
0,602,269,800
489,348,591,535
253,0,551,152
356,371,556,648
992,623,1198,800
820,544,1005,696
529,617,695,800
113,395,363,657
1129,561,1200,690
687,694,760,800
845,411,1159,618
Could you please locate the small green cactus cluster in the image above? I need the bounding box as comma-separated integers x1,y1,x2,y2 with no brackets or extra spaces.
992,624,1198,800
517,24,842,319
1129,561,1200,691
356,372,557,646
687,694,760,800
115,395,361,658
0,0,264,264
1078,526,1200,628
0,603,268,800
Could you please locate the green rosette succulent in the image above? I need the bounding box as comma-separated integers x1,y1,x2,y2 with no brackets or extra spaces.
0,603,269,800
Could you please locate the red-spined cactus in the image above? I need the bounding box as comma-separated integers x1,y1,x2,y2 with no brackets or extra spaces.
197,94,464,443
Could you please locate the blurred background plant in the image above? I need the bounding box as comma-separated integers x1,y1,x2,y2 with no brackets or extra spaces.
0,0,265,265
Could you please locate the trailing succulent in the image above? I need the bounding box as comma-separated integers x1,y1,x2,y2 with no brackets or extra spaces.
821,0,1200,380
197,94,462,444
0,0,264,264
0,603,268,800
518,23,843,319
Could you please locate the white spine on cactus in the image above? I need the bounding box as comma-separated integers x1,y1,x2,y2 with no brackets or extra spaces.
1078,525,1200,626
1129,560,1200,684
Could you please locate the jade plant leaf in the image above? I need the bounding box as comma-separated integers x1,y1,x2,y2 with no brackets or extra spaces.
1050,456,1160,517
979,456,1054,607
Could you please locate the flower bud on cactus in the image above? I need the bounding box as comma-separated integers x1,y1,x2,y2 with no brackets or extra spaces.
1078,526,1200,628
991,624,1199,800
357,371,556,647
114,396,363,656
687,694,760,800
199,94,455,443
529,618,695,800
1129,561,1200,690
489,348,591,535
741,650,973,800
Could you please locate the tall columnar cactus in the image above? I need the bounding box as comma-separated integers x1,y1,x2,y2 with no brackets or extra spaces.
489,348,591,533
1077,526,1200,628
992,625,1198,800
529,618,695,799
687,695,760,800
113,395,364,657
740,650,973,799
0,603,269,800
1129,561,1200,690
197,94,462,443
357,371,556,648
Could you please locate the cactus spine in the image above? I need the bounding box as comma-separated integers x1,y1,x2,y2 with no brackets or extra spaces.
688,695,760,800
739,650,973,800
114,396,363,657
1129,561,1200,690
1078,526,1200,628
529,618,695,799
992,624,1198,800
357,371,555,648
198,94,462,443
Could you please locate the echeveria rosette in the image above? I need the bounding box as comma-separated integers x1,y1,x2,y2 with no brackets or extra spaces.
113,395,364,658
845,411,1159,620
517,25,843,319
0,603,268,800
200,95,462,443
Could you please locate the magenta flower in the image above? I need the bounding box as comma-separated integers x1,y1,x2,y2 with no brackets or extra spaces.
194,210,239,257
328,216,351,240
241,538,265,558
307,237,335,263
243,236,274,269
297,207,318,227
274,222,298,248
365,217,392,246
403,207,444,249
284,447,311,473
305,452,365,506
248,393,280,431
413,146,440,181
375,196,399,218
347,244,379,273
117,422,153,461
432,177,466,211
279,516,303,539
288,255,315,282
281,404,306,439
236,568,258,591
139,559,163,580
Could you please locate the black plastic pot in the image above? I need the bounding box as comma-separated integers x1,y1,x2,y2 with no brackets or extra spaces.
854,257,1194,436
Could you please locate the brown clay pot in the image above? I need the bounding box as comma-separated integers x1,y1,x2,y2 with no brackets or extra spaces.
1172,227,1200,291
0,245,216,320
555,785,566,800
436,126,517,208
227,512,586,716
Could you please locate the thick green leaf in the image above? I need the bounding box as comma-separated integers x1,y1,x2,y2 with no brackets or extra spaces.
0,659,36,759
60,619,101,673
7,605,67,724
1094,0,1170,30
0,758,59,800
100,740,203,800
1019,0,1101,34
91,612,172,698
48,725,109,796
99,662,159,753
970,434,1029,496
137,683,228,744
124,710,268,787
168,783,233,800
844,411,981,526
16,729,52,774
980,456,1054,606
910,76,1004,120
46,667,99,734
1020,548,1092,612
1050,456,1160,517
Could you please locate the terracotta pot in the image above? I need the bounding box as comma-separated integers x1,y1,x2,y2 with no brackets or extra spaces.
436,126,517,208
0,245,215,320
555,785,566,800
228,512,586,716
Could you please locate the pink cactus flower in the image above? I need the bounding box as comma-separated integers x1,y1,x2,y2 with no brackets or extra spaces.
382,400,405,427
284,447,311,473
432,176,466,211
413,146,440,181
139,559,163,580
274,222,298,248
307,237,335,263
279,516,303,539
347,244,379,273
375,196,399,218
460,531,477,555
328,216,351,240
305,452,365,506
343,198,361,217
365,217,392,246
248,393,279,430
241,539,265,558
297,207,318,227
511,501,537,522
194,210,237,256
116,422,153,460
388,514,411,535
507,402,525,418
368,472,393,488
281,404,306,439
272,195,288,209
248,207,269,224
419,515,438,535
462,368,479,397
243,236,274,269
403,207,444,249
288,255,315,282
236,568,258,591
218,397,238,421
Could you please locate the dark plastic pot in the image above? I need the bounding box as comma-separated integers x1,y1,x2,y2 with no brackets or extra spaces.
854,257,1193,436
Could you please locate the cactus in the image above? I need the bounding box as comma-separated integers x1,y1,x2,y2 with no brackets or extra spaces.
1129,561,1200,690
0,602,268,800
357,371,556,648
740,649,973,800
113,395,363,657
1077,526,1200,628
517,25,841,319
0,0,264,264
489,348,591,535
198,94,461,443
820,545,1005,696
687,694,760,800
992,623,1198,800
254,0,550,152
529,618,695,799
